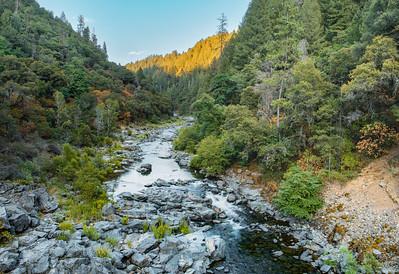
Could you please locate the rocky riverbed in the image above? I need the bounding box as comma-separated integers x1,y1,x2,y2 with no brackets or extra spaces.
1,120,393,273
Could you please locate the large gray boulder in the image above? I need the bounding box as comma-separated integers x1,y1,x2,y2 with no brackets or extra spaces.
206,236,226,261
5,205,31,233
34,188,58,213
0,251,19,273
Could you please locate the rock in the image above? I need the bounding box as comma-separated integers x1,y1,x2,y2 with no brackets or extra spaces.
34,188,58,213
6,205,31,233
134,233,159,254
0,251,19,272
299,250,313,263
102,203,115,216
206,236,226,261
131,252,151,268
178,256,194,271
32,255,49,274
372,249,382,257
320,264,331,273
137,164,152,175
52,247,66,258
226,194,236,203
0,206,10,229
272,251,284,257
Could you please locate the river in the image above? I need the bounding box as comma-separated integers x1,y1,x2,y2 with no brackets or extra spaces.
113,123,317,274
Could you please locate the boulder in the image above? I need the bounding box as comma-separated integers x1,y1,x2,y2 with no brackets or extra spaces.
206,236,226,261
0,251,19,273
137,164,152,175
226,194,236,203
101,203,115,216
131,252,151,268
6,205,31,233
0,206,10,230
34,188,58,213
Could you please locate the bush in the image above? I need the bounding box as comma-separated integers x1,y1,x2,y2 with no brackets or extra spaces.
151,218,172,240
259,140,294,173
121,216,129,225
190,135,231,175
143,221,150,233
95,246,110,258
173,126,201,153
362,253,382,274
56,231,71,241
58,221,75,233
105,237,119,247
83,225,100,241
274,166,323,219
178,219,190,235
356,122,397,158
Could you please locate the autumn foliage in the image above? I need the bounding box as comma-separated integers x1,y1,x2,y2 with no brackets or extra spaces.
356,122,397,158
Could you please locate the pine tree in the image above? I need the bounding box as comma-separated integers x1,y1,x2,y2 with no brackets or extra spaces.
60,11,67,24
102,42,108,58
217,13,228,54
77,15,85,36
91,28,98,45
83,26,90,40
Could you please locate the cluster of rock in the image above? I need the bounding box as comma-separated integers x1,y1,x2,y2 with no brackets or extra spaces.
0,179,227,274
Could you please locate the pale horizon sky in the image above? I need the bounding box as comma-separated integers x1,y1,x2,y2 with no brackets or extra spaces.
37,0,251,65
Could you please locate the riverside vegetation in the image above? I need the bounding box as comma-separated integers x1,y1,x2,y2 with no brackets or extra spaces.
0,0,398,273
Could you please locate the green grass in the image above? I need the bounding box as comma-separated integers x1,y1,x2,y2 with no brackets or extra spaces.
58,221,75,233
56,231,71,241
121,216,129,225
143,221,150,233
151,218,172,240
95,246,110,258
105,237,119,247
83,225,100,241
178,219,190,235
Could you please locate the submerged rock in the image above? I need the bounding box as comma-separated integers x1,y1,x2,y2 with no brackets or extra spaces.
137,163,152,175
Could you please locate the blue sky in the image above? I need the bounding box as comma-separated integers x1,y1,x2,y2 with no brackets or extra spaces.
37,0,250,65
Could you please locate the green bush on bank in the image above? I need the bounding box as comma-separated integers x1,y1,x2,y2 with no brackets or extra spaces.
274,166,323,219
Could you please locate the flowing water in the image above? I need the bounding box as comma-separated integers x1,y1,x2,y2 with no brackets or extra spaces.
114,125,316,274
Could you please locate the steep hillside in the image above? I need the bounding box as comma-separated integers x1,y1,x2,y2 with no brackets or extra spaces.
0,0,172,180
126,33,233,75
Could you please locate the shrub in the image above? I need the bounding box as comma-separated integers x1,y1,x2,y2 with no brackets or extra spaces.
58,221,75,233
143,221,150,233
274,166,323,219
190,135,231,175
339,247,360,274
56,231,71,241
356,122,397,158
83,225,100,241
151,219,172,240
173,126,201,153
341,152,360,171
177,219,190,235
95,246,110,258
105,237,119,247
362,253,382,274
259,140,294,172
121,216,129,225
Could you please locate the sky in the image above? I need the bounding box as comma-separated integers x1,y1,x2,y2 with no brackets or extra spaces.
37,0,251,65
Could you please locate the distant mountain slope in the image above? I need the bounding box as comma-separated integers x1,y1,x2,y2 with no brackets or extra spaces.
126,33,233,75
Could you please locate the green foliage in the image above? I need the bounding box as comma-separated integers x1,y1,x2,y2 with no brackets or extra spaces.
150,219,172,240
178,219,190,235
83,225,100,241
95,246,111,258
274,166,323,219
121,216,129,225
56,232,71,242
190,135,231,175
362,253,382,274
105,237,119,247
58,221,75,233
143,221,150,233
173,125,201,153
52,144,110,220
339,247,360,274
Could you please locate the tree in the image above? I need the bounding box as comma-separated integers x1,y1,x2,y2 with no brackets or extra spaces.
83,26,90,41
54,91,66,128
274,166,323,219
60,12,67,24
102,42,108,58
91,28,98,46
217,13,228,54
77,15,85,35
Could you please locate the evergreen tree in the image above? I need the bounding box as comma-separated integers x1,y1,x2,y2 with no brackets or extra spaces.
102,42,108,57
83,26,90,40
217,13,228,54
60,11,67,24
77,15,85,35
